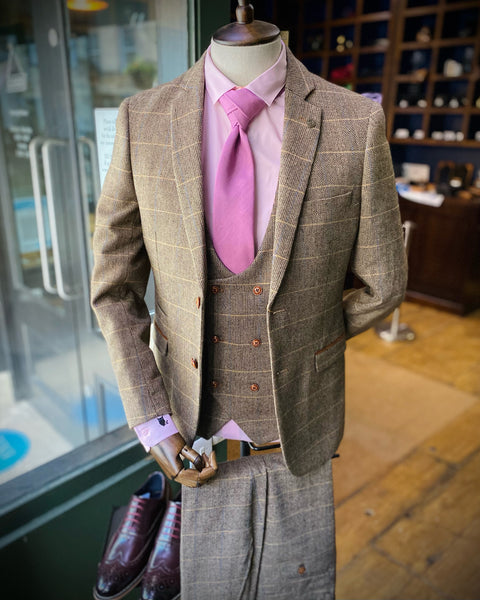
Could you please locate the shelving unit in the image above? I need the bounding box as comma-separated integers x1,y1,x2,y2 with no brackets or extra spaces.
295,0,394,102
290,0,480,149
387,0,480,148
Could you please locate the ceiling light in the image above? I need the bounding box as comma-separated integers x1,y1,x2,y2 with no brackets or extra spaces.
67,0,109,11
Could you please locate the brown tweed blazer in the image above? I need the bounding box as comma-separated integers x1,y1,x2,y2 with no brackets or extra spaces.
91,48,407,477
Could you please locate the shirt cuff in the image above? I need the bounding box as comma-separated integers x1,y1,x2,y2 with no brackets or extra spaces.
134,415,179,452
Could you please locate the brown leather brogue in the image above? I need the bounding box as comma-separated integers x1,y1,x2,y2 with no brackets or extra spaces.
140,500,181,600
93,472,170,600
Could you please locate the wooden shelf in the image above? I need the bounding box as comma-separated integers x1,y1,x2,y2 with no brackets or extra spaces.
393,107,470,114
395,74,430,83
358,44,390,54
404,1,480,17
431,74,476,82
389,137,480,148
401,37,478,50
393,107,429,113
304,11,392,30
299,45,389,59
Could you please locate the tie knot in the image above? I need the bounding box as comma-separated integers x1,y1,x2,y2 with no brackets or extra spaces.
219,87,267,131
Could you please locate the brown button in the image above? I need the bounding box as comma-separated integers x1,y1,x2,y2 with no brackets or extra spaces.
253,285,263,295
211,285,220,294
250,383,259,392
191,358,198,369
212,335,220,343
298,564,306,575
196,297,201,309
211,380,218,388
251,338,261,347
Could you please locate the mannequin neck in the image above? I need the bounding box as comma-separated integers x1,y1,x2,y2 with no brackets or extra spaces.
210,37,282,87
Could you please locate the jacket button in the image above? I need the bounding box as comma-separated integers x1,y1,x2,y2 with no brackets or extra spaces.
196,297,201,309
253,285,262,295
250,383,259,392
252,338,261,347
211,285,220,294
191,358,198,369
211,380,218,388
307,118,316,128
212,335,220,343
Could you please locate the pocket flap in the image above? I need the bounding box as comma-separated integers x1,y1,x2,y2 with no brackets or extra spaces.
314,334,346,372
153,319,168,355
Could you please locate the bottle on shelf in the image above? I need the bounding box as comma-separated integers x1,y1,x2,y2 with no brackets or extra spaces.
433,94,447,107
336,35,353,53
415,26,431,43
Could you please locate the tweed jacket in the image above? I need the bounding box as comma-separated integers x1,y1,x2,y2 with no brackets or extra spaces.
91,48,407,477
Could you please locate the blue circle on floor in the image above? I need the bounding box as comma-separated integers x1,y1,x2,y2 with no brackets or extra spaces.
0,430,30,472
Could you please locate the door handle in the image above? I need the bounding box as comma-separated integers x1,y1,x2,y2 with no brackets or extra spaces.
28,136,57,295
42,138,80,301
77,136,101,277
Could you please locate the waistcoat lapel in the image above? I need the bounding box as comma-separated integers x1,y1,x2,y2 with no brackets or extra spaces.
171,54,207,290
269,49,323,305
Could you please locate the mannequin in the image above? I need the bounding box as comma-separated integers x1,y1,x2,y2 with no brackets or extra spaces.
91,0,407,596
149,3,283,488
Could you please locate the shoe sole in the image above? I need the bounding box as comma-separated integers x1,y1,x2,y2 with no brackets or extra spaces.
92,565,147,600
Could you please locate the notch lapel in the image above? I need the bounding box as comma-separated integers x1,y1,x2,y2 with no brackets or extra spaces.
171,55,207,290
269,50,323,305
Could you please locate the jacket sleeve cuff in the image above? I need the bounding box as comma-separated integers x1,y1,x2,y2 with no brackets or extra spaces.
133,414,179,452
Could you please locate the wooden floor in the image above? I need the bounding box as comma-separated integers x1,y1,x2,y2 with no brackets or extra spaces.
335,302,480,600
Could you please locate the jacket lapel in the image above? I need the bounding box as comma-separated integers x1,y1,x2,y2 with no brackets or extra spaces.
171,55,207,290
171,49,323,299
269,49,323,305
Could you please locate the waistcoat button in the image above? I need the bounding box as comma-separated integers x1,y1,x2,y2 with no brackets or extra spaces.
191,358,198,369
211,380,218,388
253,286,262,295
212,335,220,343
211,285,220,294
252,338,261,347
250,383,259,392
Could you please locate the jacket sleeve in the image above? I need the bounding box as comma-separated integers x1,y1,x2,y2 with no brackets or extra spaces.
342,105,408,339
90,98,171,427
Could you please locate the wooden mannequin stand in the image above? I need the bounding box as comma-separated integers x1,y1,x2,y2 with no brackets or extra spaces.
213,1,279,46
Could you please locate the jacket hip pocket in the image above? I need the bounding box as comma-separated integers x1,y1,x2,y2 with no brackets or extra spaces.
314,334,346,373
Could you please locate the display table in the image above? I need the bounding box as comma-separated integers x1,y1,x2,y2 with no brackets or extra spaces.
399,194,480,315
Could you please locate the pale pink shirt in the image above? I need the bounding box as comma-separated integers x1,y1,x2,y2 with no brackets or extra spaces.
134,42,286,451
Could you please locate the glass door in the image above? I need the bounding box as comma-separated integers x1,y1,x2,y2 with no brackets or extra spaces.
0,0,190,487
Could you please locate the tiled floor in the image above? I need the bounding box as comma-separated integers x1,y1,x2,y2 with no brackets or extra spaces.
335,302,480,600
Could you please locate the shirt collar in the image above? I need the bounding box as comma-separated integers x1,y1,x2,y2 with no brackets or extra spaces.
204,40,286,106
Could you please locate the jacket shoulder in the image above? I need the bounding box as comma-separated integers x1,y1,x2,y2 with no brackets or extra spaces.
306,69,382,119
122,60,202,112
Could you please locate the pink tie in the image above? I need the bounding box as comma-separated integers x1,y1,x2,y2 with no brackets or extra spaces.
212,87,267,273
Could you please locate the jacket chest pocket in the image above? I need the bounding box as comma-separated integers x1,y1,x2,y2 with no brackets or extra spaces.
301,189,357,223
